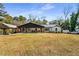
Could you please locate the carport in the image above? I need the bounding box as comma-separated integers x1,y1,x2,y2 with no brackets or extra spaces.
0,23,17,35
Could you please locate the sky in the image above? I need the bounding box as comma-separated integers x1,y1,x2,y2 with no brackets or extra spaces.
3,3,79,21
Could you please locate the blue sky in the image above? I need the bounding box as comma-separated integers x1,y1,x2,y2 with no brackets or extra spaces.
3,3,79,21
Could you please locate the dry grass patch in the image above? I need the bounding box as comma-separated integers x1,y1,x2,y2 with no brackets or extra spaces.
0,33,79,56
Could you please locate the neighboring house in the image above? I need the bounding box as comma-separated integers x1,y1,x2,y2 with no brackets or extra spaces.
63,30,70,33
42,24,62,32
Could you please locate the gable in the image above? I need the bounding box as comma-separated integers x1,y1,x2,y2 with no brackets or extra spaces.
18,22,45,28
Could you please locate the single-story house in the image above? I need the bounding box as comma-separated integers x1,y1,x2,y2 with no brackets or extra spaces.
0,22,62,34
17,22,62,33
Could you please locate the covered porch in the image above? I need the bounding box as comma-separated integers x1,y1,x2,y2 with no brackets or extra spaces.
18,22,45,33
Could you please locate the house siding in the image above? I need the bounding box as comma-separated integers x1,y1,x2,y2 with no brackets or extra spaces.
48,27,61,32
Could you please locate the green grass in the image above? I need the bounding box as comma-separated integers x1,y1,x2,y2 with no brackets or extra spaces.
0,33,79,56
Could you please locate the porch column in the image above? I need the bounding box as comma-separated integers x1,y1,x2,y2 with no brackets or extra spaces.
3,28,7,35
20,28,21,32
26,28,27,32
35,28,37,32
40,28,42,32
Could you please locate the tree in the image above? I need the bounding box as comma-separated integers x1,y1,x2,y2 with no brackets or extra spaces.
35,17,42,24
42,19,48,24
63,6,72,20
76,19,79,26
28,14,33,22
4,14,13,24
19,15,26,21
61,19,70,30
0,3,7,21
18,15,26,25
13,16,19,21
32,16,37,23
37,16,48,24
49,19,63,26
36,20,42,24
70,6,79,31
13,16,26,25
13,16,19,25
0,3,5,10
49,20,57,24
28,14,38,23
70,12,75,31
70,12,79,31
0,3,5,16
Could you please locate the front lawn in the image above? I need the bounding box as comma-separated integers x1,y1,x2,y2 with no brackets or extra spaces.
0,33,79,56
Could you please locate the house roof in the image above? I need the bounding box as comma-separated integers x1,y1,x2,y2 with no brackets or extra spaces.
0,23,17,29
18,22,61,28
0,16,5,19
18,22,45,28
42,24,60,28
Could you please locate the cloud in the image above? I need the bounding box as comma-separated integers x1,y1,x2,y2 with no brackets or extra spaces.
19,4,55,16
41,4,54,10
16,9,43,17
15,4,55,20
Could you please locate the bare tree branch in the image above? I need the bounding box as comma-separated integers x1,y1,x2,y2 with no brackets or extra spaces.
63,5,72,20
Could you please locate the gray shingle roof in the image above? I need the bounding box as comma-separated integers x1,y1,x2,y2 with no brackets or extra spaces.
42,24,59,28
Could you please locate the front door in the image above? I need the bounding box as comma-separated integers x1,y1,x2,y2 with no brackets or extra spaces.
55,28,57,32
